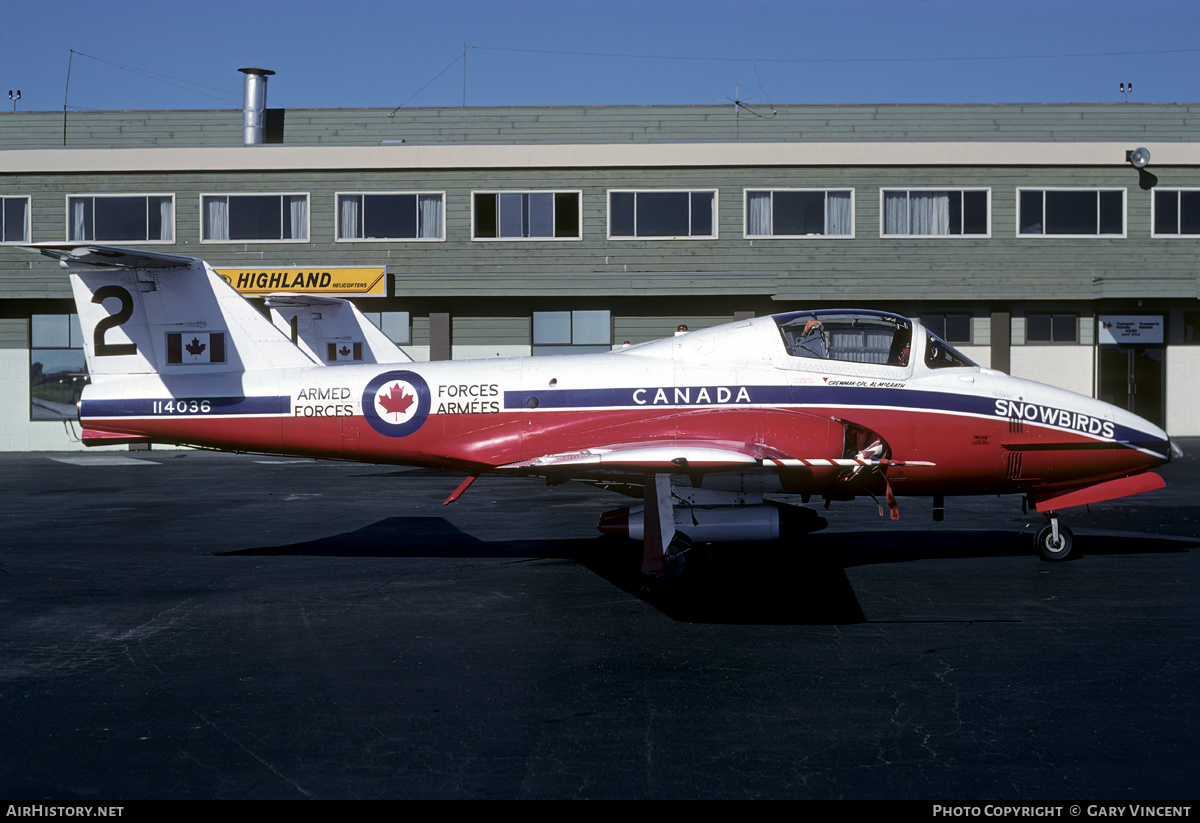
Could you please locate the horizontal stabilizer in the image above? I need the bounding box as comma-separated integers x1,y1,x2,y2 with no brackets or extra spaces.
29,243,197,270
263,293,350,308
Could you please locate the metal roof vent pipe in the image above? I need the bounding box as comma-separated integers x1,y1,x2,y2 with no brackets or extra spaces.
238,67,275,145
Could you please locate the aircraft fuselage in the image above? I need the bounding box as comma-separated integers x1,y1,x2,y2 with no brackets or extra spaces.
77,313,1172,500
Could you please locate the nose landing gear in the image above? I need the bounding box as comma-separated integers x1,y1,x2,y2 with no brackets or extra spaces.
1034,512,1074,561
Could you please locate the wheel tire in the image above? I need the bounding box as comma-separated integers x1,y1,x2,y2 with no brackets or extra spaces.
1035,523,1074,561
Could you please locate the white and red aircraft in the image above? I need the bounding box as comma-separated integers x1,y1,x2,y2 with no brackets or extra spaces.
32,243,1179,574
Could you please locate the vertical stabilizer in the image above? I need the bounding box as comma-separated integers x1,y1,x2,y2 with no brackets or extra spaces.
37,244,317,379
266,293,412,365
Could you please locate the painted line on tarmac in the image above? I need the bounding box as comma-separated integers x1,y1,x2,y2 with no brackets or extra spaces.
46,456,159,466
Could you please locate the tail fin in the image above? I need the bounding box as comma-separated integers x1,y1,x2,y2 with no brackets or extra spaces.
265,293,412,365
33,244,316,378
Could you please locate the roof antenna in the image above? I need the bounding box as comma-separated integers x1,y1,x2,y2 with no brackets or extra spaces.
720,83,776,140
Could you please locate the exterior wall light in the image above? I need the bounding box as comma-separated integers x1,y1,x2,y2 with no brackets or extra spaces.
1126,147,1151,168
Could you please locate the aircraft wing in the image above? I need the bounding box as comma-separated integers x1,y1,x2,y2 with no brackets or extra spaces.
497,441,934,474
495,440,935,526
498,441,763,472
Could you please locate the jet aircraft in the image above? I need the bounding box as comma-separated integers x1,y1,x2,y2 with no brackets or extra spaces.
31,243,1179,574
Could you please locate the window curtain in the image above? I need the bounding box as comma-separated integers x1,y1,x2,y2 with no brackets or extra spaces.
15,199,29,242
826,191,852,235
831,331,872,362
158,198,173,241
864,331,892,364
829,331,890,364
286,195,307,240
69,198,90,241
909,191,949,235
418,194,443,239
884,191,949,235
883,191,908,235
204,197,229,241
339,195,361,239
747,191,771,235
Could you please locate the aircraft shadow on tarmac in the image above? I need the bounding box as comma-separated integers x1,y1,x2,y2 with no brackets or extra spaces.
221,517,1195,625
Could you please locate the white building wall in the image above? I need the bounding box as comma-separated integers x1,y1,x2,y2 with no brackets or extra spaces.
1166,346,1200,436
0,347,99,451
451,345,531,360
1009,345,1094,398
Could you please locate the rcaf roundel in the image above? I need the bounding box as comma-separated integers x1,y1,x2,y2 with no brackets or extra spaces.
362,370,431,437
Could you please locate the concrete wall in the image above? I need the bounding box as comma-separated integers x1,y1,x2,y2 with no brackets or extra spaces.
1166,346,1200,436
1010,345,1095,399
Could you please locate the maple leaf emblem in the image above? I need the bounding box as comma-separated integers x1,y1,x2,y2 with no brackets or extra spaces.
185,337,207,356
378,382,415,419
339,345,351,358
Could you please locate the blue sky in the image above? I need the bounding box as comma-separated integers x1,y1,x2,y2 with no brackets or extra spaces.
2,0,1198,112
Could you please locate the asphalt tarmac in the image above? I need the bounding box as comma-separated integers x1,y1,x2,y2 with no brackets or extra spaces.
2,441,1197,800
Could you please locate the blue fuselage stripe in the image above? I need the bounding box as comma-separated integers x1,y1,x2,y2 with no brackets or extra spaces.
81,396,291,416
501,385,1158,445
503,385,988,414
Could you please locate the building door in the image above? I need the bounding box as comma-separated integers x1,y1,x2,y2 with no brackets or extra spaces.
1097,315,1165,428
1098,345,1164,428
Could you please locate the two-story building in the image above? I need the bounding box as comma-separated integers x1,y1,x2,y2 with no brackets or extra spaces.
2,95,1197,449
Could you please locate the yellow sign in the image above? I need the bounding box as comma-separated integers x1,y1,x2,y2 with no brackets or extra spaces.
216,268,387,297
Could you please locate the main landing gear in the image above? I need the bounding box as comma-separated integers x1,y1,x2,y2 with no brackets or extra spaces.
1034,511,1074,562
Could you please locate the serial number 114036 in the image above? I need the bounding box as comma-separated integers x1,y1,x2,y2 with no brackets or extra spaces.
151,399,212,414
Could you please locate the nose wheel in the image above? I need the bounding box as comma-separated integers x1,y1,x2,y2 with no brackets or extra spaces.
1034,513,1074,561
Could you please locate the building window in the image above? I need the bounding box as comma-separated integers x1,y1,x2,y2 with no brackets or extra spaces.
1183,312,1200,345
30,314,88,421
337,193,444,241
1018,189,1124,236
882,190,988,236
360,311,412,346
609,191,716,239
1152,190,1200,236
532,310,612,355
922,313,973,344
68,195,174,243
745,189,853,237
1,196,30,243
473,192,580,239
202,194,308,242
1026,313,1078,343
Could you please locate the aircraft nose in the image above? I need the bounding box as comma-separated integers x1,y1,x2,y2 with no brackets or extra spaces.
1093,396,1173,468
1126,418,1175,467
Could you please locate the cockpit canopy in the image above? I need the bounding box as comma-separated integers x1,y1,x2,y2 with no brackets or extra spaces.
923,330,976,369
774,310,975,370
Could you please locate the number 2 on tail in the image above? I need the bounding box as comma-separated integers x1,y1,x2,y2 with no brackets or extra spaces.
91,285,137,357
